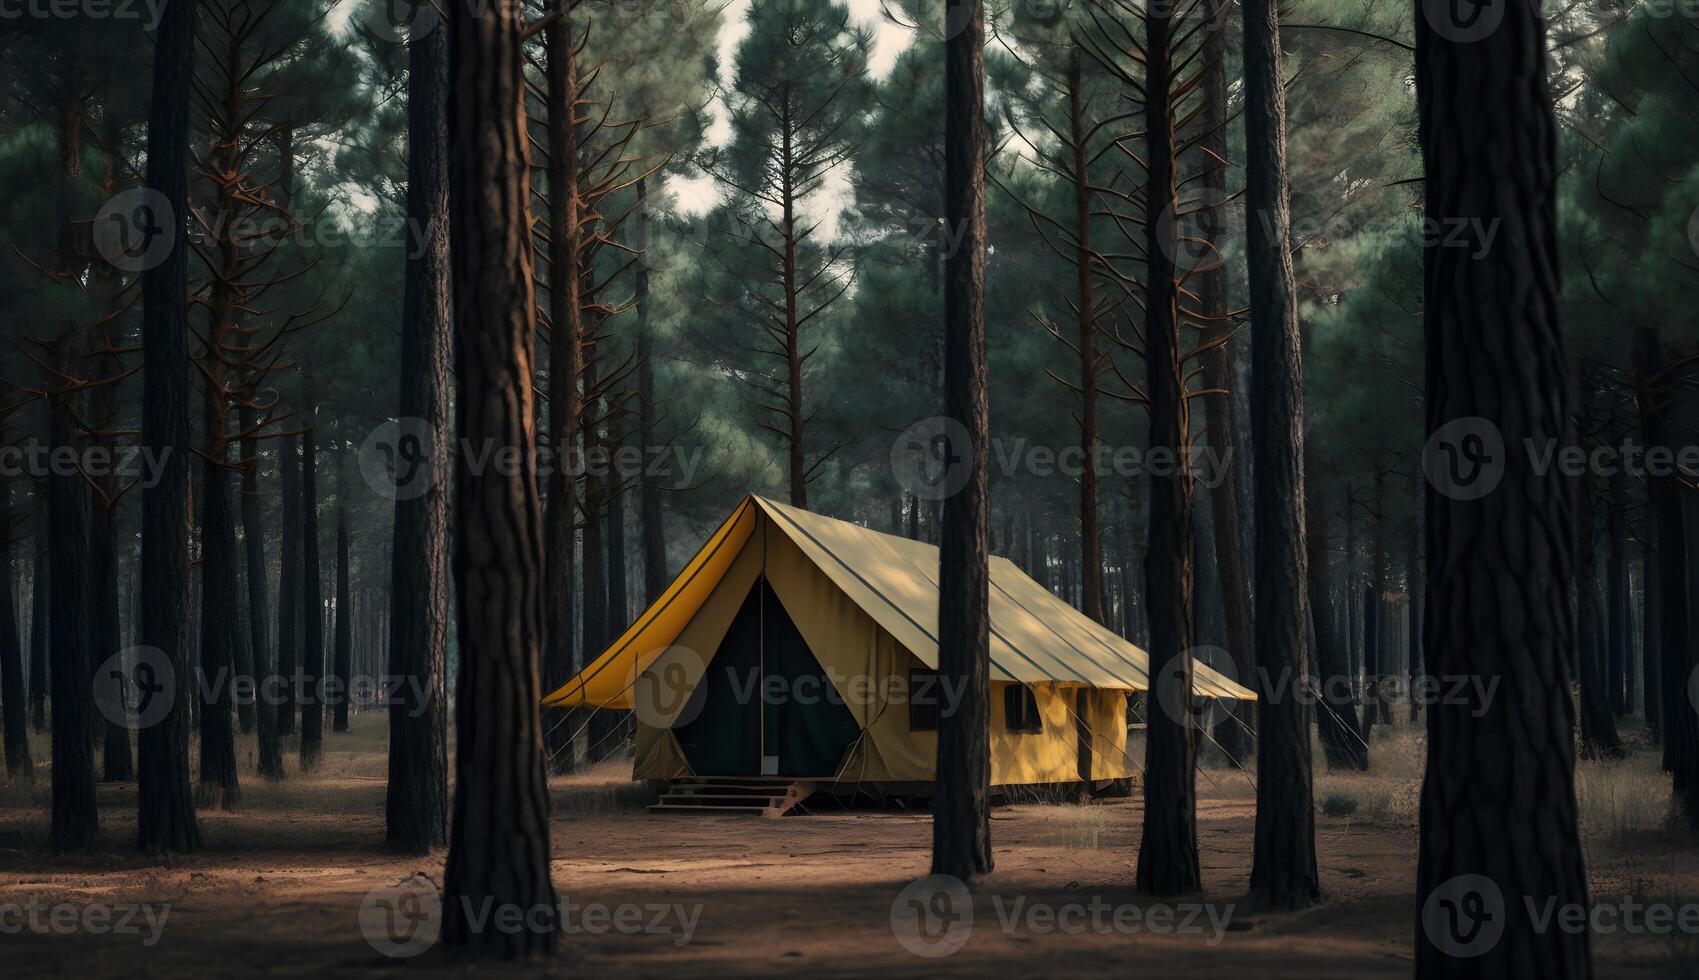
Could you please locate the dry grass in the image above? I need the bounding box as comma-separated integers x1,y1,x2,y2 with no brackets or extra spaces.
1575,751,1671,848
1045,803,1113,850
1311,725,1423,828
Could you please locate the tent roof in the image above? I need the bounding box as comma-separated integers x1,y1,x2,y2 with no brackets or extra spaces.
543,494,1256,709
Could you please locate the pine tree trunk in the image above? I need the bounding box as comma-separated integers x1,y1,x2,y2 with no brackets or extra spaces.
277,434,300,737
385,15,451,852
1607,469,1629,716
1575,412,1621,759
197,452,243,808
1064,49,1105,626
441,0,558,954
932,0,993,882
89,458,133,782
136,0,200,853
636,178,668,606
607,424,629,633
1643,548,1661,739
299,416,325,771
1135,0,1201,898
333,512,352,733
1413,0,1591,971
241,406,282,780
0,479,31,782
49,343,98,850
1243,0,1318,908
28,516,47,734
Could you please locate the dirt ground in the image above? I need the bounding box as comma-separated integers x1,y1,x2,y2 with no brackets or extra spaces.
1,713,1694,978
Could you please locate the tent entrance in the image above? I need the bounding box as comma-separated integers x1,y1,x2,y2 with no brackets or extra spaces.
672,576,861,777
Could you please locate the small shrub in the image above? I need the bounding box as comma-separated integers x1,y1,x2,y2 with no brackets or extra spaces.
1321,793,1358,818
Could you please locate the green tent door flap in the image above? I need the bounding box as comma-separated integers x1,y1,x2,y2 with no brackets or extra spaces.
672,576,862,778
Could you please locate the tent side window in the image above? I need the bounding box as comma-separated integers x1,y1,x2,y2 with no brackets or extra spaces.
1003,684,1042,735
908,670,941,732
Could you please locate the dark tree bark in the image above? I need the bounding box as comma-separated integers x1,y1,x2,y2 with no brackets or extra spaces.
932,0,993,882
1243,0,1318,909
386,15,451,853
299,418,325,771
87,458,132,783
635,178,667,605
1606,468,1629,716
1197,0,1254,770
332,511,351,733
0,480,31,782
277,434,300,737
607,424,629,633
441,0,558,955
48,343,98,850
28,516,46,734
1407,515,1424,725
136,0,200,853
541,6,582,775
241,406,283,780
197,449,243,807
1135,0,1201,899
1643,548,1661,739
1575,386,1621,759
1413,0,1592,972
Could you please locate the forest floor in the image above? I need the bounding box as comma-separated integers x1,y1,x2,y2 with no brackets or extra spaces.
0,713,1694,978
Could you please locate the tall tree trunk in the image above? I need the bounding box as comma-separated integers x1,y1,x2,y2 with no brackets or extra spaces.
197,450,243,808
28,505,47,734
299,415,325,771
386,14,451,852
1407,516,1424,725
0,479,31,782
1197,0,1254,771
48,341,98,850
241,406,282,780
136,0,200,853
88,452,132,783
1643,547,1662,739
332,511,352,733
1413,0,1591,971
1064,48,1105,626
932,0,993,882
1607,468,1629,716
1244,0,1318,908
1136,0,1201,898
636,178,668,605
606,421,628,633
441,0,558,954
277,434,300,737
1574,398,1621,759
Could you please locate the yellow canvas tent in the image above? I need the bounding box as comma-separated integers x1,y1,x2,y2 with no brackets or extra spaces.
544,494,1254,788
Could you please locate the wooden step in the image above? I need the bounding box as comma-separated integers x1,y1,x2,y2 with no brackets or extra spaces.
647,803,773,814
648,778,817,816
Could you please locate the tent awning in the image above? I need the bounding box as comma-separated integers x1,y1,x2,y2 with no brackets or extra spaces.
543,494,1257,708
